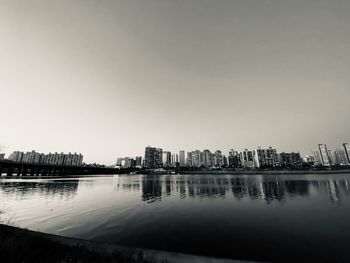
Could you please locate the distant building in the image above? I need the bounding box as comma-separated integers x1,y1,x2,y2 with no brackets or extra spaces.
343,143,350,164
144,147,163,168
333,149,345,165
213,150,223,167
155,148,163,168
255,147,279,168
0,153,5,160
192,150,202,167
328,150,335,165
162,151,172,168
304,155,315,165
171,153,178,167
318,144,331,166
7,150,83,166
228,149,241,167
240,149,256,168
186,152,193,167
144,147,155,168
312,150,322,165
278,152,302,167
116,157,135,168
203,150,212,167
179,151,186,167
333,147,349,165
135,156,142,167
223,155,228,167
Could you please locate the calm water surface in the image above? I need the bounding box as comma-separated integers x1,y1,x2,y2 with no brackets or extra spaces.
1,173,350,262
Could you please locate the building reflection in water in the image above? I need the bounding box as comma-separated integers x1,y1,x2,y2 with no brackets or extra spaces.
0,179,79,200
114,174,350,204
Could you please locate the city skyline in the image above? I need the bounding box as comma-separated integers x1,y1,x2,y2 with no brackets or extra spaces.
1,0,350,164
5,142,349,168
1,141,350,166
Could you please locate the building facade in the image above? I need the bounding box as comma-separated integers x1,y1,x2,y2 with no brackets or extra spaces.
144,147,163,168
278,152,302,167
8,150,83,166
318,144,331,166
254,147,279,168
179,151,186,167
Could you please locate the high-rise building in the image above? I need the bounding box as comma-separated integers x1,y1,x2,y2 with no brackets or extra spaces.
343,143,350,164
155,148,163,168
333,147,349,165
144,147,163,168
144,147,156,168
318,144,331,166
278,152,302,167
171,153,178,167
213,150,223,167
223,155,228,167
186,152,193,167
7,151,83,166
254,147,279,168
179,151,186,167
240,149,256,168
203,150,212,167
162,151,172,168
192,150,202,167
135,156,142,167
228,149,241,167
8,151,24,162
312,150,322,165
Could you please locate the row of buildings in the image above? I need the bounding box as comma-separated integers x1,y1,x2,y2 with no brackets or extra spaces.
307,143,350,167
116,143,350,169
140,146,301,169
6,151,83,166
116,156,143,168
114,146,299,169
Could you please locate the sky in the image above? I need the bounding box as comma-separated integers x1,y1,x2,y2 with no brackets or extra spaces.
0,0,349,165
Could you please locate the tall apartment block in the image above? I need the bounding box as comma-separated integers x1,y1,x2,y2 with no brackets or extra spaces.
318,144,331,166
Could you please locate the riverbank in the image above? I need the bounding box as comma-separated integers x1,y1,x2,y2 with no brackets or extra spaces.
0,224,247,263
178,168,350,175
2,167,350,178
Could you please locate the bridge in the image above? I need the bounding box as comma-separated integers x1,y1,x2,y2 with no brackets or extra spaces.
0,160,125,177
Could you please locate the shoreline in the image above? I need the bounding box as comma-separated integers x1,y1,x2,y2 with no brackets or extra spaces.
176,169,350,175
0,224,250,263
1,168,350,179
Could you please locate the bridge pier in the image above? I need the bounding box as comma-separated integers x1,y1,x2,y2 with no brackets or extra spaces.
7,167,14,177
22,167,28,176
56,168,63,176
17,167,21,176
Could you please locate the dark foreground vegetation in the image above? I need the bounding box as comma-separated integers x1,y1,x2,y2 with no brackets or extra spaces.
0,224,163,263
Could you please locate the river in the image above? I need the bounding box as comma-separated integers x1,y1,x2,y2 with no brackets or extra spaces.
1,173,350,262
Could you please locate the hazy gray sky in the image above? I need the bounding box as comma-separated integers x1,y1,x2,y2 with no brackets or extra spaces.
1,0,349,164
